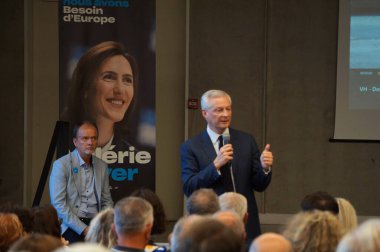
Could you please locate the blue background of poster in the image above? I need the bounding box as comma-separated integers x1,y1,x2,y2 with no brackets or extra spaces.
58,0,156,202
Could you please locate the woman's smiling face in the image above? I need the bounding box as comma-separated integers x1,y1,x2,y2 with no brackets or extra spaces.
90,55,134,124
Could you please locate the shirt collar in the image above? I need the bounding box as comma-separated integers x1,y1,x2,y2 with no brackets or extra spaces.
207,125,229,145
76,150,92,168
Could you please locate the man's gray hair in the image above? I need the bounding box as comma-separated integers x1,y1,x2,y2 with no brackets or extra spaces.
213,211,246,239
171,215,203,252
171,215,243,252
201,90,232,110
114,196,153,235
219,192,247,220
186,188,220,215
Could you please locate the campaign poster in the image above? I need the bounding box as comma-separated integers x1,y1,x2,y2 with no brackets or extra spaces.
58,0,156,202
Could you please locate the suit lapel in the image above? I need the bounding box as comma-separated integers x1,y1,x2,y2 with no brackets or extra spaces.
200,130,217,162
71,149,82,196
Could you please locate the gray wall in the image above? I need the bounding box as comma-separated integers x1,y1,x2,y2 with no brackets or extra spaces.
188,0,380,221
1,0,379,232
0,0,24,204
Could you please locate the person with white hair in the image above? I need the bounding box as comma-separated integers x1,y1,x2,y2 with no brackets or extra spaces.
219,192,248,223
180,89,273,241
337,218,380,252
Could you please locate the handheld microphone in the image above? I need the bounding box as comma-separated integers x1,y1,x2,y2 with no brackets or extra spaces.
221,132,236,192
222,132,230,145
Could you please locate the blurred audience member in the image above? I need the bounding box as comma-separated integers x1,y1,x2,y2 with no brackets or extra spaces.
0,202,33,233
171,215,243,252
300,191,339,214
112,197,153,252
219,192,248,223
0,213,24,251
8,233,63,252
32,204,68,245
213,210,246,241
85,208,117,248
169,215,202,250
337,218,380,252
249,233,292,252
186,188,220,215
336,197,358,235
131,188,168,251
55,242,110,252
283,210,343,252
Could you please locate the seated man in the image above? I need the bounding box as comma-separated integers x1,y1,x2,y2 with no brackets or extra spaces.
49,121,113,243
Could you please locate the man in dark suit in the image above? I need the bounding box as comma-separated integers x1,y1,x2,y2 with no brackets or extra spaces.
180,89,273,241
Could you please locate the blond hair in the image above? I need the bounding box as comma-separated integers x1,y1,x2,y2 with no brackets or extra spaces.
283,210,343,252
336,197,358,235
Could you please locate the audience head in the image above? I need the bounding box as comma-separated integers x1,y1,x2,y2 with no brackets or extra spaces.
31,204,61,239
170,215,202,250
85,208,116,248
130,188,167,235
0,213,24,251
114,196,153,238
0,202,33,233
186,188,220,215
219,192,248,223
213,210,246,241
283,210,343,252
300,191,339,214
336,197,358,235
249,233,292,252
55,242,110,252
171,215,243,252
336,218,380,252
8,233,63,252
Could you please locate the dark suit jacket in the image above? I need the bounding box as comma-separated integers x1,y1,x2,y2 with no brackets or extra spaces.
180,128,271,240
